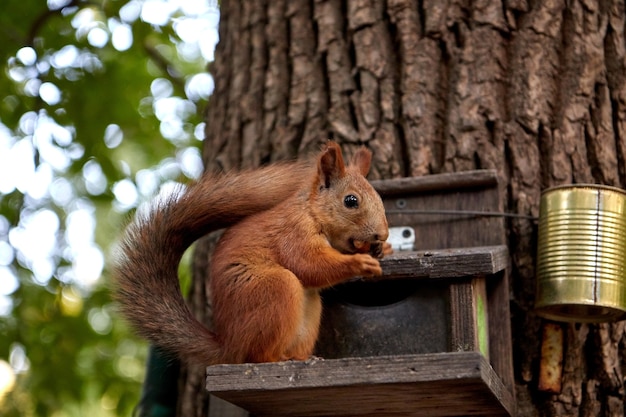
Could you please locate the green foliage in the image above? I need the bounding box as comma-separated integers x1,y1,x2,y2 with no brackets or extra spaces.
0,0,217,415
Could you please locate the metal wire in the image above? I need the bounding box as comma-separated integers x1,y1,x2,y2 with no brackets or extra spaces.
385,209,538,221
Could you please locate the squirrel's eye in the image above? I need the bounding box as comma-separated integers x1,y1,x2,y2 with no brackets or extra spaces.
344,194,359,208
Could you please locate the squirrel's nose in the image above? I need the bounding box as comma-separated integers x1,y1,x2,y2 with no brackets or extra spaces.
375,228,389,242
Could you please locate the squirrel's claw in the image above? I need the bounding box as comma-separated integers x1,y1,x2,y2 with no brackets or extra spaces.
369,241,393,259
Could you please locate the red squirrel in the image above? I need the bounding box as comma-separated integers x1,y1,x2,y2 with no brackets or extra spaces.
114,142,390,365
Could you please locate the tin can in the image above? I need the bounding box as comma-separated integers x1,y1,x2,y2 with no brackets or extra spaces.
535,184,626,322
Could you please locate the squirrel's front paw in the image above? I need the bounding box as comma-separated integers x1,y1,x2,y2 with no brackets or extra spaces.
369,241,393,259
353,253,382,277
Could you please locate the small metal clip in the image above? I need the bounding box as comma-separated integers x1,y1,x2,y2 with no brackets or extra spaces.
388,226,415,251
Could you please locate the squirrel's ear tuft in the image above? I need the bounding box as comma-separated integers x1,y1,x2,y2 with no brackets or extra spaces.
318,141,346,188
351,146,372,177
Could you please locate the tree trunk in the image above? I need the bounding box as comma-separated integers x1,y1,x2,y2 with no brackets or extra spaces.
180,0,626,415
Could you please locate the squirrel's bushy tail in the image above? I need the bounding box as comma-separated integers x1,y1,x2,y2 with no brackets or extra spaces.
113,161,312,365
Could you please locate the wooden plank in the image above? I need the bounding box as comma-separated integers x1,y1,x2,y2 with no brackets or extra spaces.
382,190,505,250
206,352,514,417
449,278,489,358
371,170,499,196
449,282,476,352
368,245,508,281
374,171,504,251
487,270,516,395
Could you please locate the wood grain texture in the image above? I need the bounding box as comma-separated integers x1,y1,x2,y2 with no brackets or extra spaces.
206,352,514,416
371,169,499,196
449,278,488,357
371,245,508,280
487,271,515,395
377,170,505,252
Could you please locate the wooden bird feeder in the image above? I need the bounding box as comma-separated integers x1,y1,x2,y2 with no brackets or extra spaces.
206,170,515,417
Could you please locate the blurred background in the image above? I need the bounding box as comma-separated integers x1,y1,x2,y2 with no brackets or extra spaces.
0,0,218,415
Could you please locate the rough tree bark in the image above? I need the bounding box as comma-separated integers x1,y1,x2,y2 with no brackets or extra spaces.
179,0,626,415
